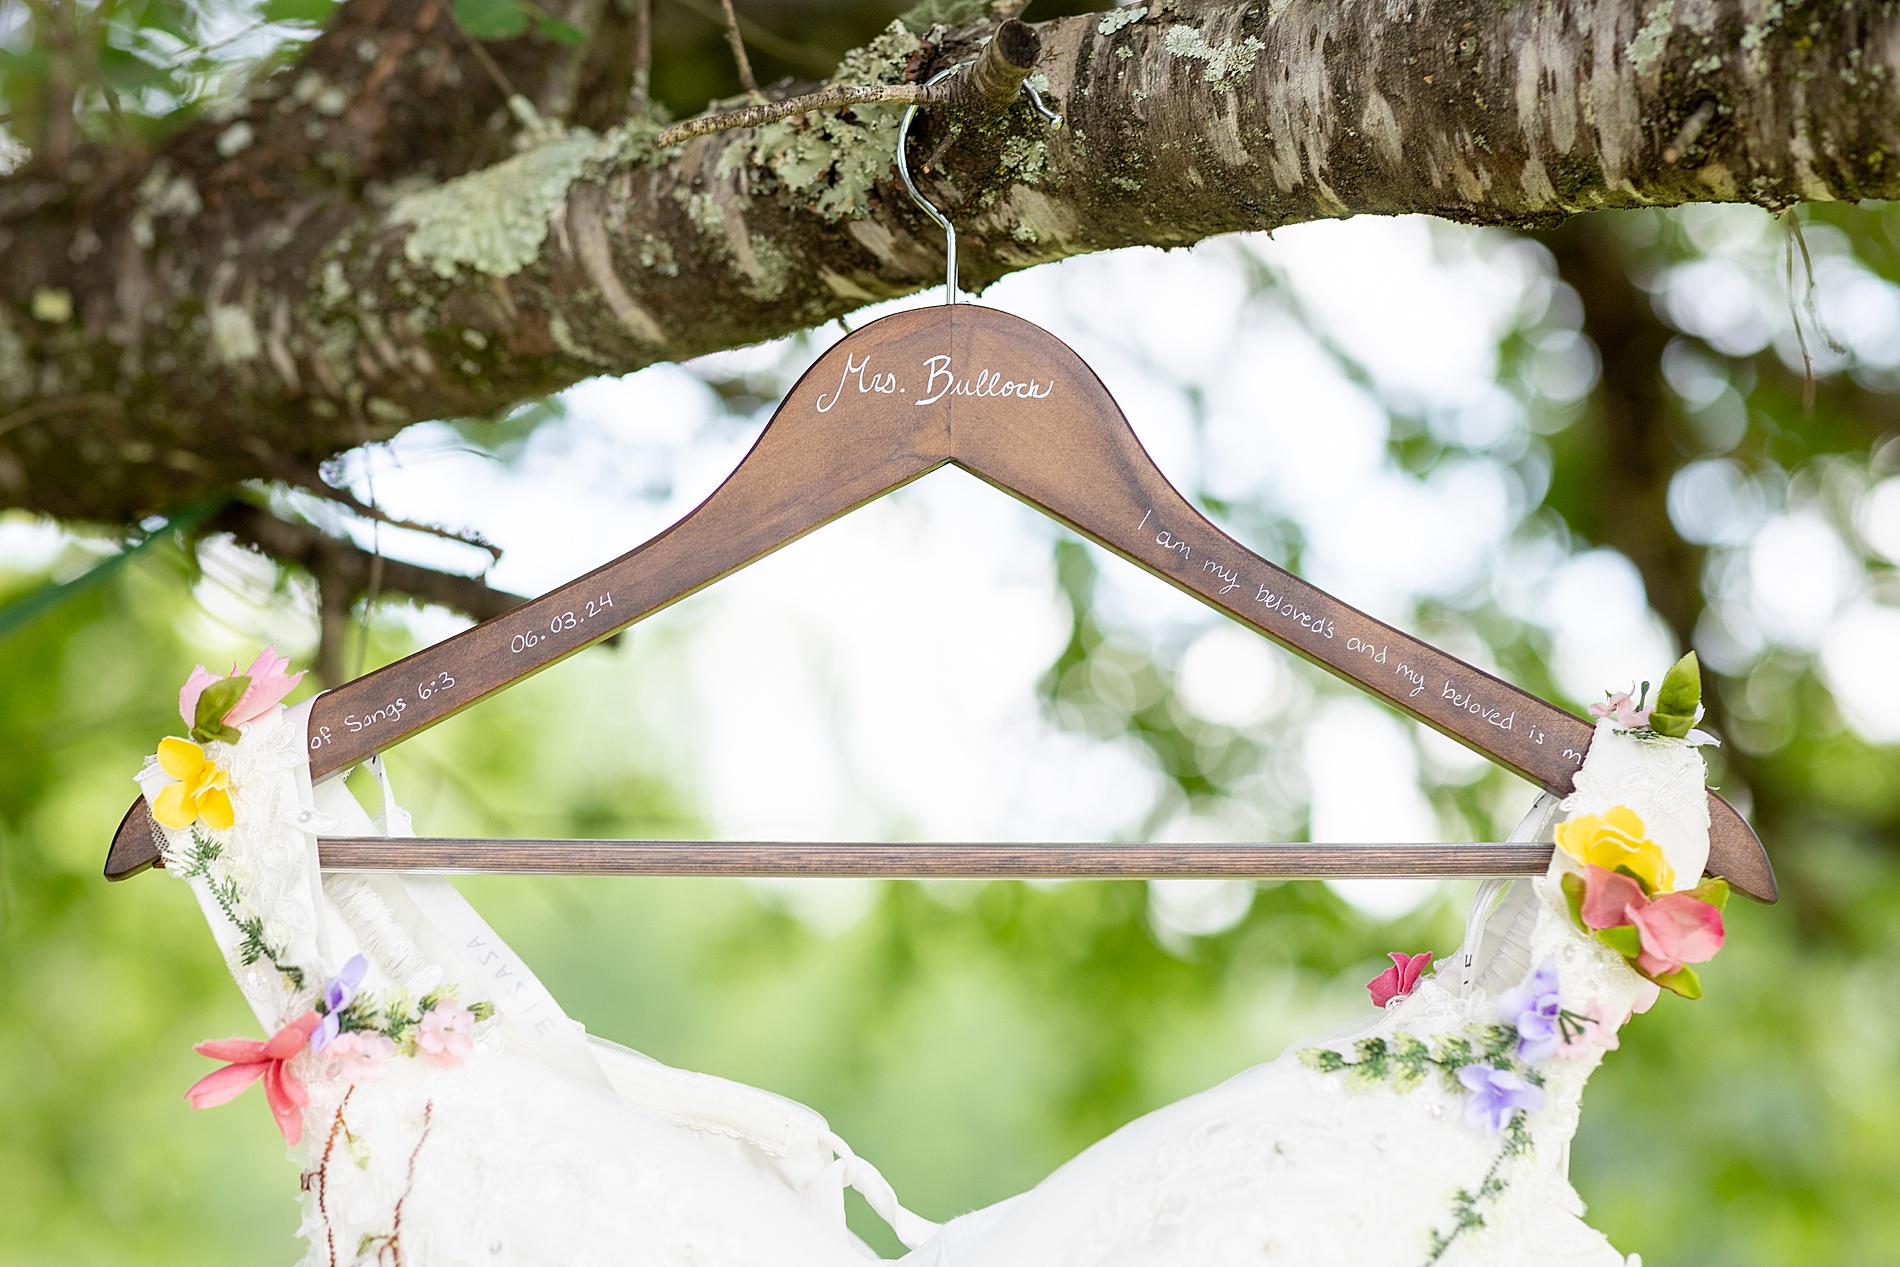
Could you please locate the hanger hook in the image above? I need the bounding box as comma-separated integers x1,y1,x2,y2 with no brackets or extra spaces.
897,66,964,306
897,63,1064,307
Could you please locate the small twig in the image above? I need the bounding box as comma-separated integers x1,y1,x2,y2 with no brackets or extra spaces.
717,0,761,99
437,2,521,102
659,0,833,75
626,0,651,116
1784,214,1817,417
656,81,945,146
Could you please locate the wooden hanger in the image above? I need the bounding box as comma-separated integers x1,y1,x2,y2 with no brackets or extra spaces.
102,85,1777,902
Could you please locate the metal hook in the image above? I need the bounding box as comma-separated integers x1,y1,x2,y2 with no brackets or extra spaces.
897,64,1064,306
897,66,964,306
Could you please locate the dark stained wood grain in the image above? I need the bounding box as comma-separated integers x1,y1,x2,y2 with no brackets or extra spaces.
318,838,1554,877
105,305,1776,900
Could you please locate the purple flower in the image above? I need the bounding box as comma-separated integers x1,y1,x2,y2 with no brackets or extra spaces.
1458,1063,1544,1134
309,955,368,1053
1498,959,1563,1064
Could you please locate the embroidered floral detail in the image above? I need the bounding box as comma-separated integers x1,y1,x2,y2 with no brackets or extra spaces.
1367,951,1433,1007
150,737,235,831
1497,960,1564,1063
186,1011,323,1143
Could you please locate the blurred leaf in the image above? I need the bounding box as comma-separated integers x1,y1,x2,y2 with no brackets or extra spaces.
260,0,340,23
535,16,587,45
454,0,529,41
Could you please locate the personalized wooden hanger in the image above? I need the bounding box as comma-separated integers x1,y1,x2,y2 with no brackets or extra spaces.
102,83,1777,902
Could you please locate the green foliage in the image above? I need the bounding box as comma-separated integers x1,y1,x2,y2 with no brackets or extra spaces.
187,677,248,744
1651,651,1702,738
259,0,339,23
454,0,530,42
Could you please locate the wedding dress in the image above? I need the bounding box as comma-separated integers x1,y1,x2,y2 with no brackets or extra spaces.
140,693,1718,1267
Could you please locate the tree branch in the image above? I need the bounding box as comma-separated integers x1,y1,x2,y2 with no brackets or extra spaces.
210,502,526,684
8,0,1900,529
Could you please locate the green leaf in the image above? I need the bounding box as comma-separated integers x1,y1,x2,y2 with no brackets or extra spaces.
1596,925,1642,958
261,0,338,22
1561,871,1587,929
1650,651,1701,738
455,0,529,40
535,16,587,44
1653,965,1703,999
1685,877,1731,912
190,675,250,744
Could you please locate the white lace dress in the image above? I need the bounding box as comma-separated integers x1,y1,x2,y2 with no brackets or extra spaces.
139,702,1711,1267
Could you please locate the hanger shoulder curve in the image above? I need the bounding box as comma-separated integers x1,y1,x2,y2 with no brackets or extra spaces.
929,307,1774,901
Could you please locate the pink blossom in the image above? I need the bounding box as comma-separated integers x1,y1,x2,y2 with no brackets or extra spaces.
321,1031,397,1083
1576,865,1725,978
1629,892,1725,977
415,1003,475,1068
186,1011,322,1144
226,646,305,727
178,645,305,733
177,666,223,731
1559,997,1624,1057
1589,689,1652,730
1367,951,1433,1008
1578,866,1647,929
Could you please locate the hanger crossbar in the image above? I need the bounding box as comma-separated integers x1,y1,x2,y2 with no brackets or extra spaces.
318,838,1553,878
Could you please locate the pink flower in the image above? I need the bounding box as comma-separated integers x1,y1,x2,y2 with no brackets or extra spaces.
227,646,305,727
185,1011,322,1144
321,1030,397,1083
178,645,305,733
1589,688,1652,730
1577,865,1725,977
415,1003,474,1068
1629,892,1725,977
178,666,224,732
1367,951,1433,1008
1559,997,1624,1057
1578,866,1647,929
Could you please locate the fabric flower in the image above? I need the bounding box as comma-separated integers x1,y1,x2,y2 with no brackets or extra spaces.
1572,864,1726,995
1498,960,1563,1064
185,1011,322,1144
321,1031,396,1083
225,646,305,727
309,955,369,1052
1560,997,1623,1057
1457,1063,1545,1135
1555,805,1675,894
179,645,305,743
415,1002,475,1068
1367,951,1433,1008
1628,892,1726,978
1577,865,1647,930
150,737,235,831
1589,688,1653,730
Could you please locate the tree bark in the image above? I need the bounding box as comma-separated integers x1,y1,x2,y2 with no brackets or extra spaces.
6,0,1900,527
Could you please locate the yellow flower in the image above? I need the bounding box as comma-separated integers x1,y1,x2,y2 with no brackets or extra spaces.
1555,805,1674,894
152,737,235,831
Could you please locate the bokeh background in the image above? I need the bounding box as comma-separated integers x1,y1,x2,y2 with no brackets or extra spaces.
7,2,1900,1264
